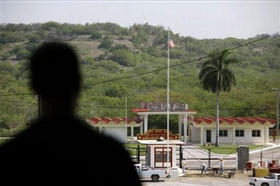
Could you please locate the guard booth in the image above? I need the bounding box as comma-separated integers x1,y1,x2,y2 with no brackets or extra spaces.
137,129,184,168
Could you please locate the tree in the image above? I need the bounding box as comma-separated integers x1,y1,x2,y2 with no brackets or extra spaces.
198,49,238,146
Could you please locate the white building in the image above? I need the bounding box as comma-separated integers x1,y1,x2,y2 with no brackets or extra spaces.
190,117,276,145
88,117,142,143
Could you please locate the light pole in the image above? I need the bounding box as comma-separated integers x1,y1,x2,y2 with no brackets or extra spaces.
272,88,279,137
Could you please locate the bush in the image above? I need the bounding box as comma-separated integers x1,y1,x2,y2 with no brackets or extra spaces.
147,46,161,57
0,32,25,44
27,34,40,43
16,49,30,60
110,49,136,66
98,38,113,49
90,32,102,40
109,44,129,52
105,84,129,97
170,49,185,59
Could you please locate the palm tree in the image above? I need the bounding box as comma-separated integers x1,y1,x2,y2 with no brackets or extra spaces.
198,49,238,146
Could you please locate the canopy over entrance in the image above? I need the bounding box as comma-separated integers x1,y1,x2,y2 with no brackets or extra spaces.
132,102,196,143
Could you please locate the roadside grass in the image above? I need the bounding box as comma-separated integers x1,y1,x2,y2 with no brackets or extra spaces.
269,135,280,139
0,138,11,145
198,144,265,154
124,143,146,156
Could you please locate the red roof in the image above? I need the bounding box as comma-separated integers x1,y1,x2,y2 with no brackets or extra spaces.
89,117,142,125
131,108,149,113
131,108,196,113
193,117,275,125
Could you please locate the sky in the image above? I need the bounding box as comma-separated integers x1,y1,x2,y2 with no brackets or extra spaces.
0,0,279,39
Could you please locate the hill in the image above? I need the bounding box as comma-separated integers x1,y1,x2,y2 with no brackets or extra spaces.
0,22,279,134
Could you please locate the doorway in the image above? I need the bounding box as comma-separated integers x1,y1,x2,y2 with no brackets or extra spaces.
206,130,211,143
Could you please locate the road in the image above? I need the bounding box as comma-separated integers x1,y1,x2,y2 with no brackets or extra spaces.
142,172,250,186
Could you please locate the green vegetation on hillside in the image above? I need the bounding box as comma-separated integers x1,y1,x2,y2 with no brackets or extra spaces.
0,22,279,136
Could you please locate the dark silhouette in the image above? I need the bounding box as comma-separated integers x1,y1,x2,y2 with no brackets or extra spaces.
0,42,141,185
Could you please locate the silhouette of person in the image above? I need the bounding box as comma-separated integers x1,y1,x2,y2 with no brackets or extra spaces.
0,42,141,185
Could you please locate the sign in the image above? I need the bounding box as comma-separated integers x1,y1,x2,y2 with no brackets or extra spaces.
137,129,178,140
140,103,188,112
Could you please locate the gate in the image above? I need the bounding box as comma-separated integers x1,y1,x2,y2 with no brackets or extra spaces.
126,144,146,166
183,146,237,170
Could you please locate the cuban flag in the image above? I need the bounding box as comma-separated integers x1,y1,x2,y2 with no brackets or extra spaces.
169,40,175,48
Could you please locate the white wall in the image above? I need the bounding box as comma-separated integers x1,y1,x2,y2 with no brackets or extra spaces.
103,127,127,143
199,126,269,145
235,127,265,144
190,126,200,142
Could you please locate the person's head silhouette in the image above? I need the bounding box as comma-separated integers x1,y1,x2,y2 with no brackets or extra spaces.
29,42,81,116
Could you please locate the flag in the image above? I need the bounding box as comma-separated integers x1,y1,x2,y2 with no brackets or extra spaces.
169,40,175,48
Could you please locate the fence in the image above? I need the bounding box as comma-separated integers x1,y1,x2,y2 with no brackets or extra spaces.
126,145,147,166
249,148,280,166
127,144,184,167
127,144,239,170
183,146,237,170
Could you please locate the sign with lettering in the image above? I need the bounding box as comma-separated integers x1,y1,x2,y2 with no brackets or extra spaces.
140,103,188,112
137,129,179,140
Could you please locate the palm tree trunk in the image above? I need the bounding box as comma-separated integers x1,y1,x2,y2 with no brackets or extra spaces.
215,90,220,147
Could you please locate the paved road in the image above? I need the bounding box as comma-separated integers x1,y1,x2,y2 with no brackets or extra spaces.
142,173,250,186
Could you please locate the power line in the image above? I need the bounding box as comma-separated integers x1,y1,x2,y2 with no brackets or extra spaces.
88,31,279,87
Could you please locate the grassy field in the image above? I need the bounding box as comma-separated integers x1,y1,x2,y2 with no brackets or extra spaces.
124,143,146,156
198,144,265,154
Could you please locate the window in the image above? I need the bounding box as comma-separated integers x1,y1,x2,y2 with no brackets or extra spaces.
219,130,228,137
252,130,261,137
154,147,172,168
235,130,244,137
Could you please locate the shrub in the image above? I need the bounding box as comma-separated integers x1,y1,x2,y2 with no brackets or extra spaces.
98,38,113,49
90,32,102,40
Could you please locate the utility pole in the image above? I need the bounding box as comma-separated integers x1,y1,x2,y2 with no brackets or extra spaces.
277,88,279,137
125,96,128,144
272,88,279,137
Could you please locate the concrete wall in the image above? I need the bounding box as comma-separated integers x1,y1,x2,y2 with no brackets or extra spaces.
103,127,127,143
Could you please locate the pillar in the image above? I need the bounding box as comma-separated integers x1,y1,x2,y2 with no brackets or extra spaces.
131,126,134,141
178,115,182,141
264,126,268,144
99,126,102,133
183,114,188,144
232,126,236,145
144,114,148,133
140,116,143,134
237,146,249,170
200,126,204,146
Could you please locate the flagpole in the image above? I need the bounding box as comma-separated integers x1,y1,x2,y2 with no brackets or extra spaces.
167,29,170,173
